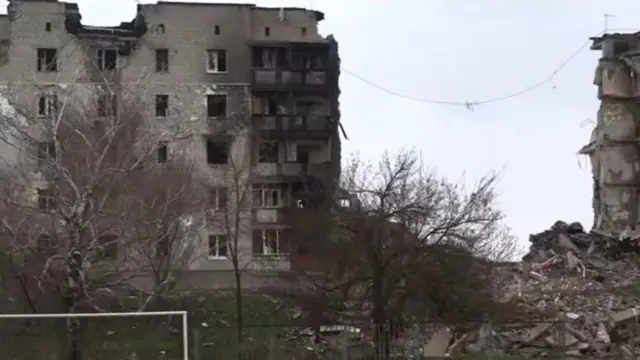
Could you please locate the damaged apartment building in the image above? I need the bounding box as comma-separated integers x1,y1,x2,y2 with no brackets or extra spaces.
581,32,640,236
0,0,341,289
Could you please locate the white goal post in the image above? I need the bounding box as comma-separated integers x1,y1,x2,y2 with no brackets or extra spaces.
0,310,189,360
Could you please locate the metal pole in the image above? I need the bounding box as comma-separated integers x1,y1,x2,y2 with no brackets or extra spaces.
182,312,189,360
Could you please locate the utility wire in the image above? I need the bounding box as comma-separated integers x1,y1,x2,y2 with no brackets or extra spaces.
341,28,640,109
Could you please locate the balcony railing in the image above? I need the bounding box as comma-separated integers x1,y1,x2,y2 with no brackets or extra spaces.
248,255,291,271
252,162,331,179
253,115,333,139
251,68,328,91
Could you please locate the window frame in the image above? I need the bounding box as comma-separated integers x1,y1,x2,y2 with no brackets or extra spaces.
205,49,227,73
258,141,279,163
157,141,168,163
206,94,227,118
36,188,55,211
205,138,230,165
210,187,228,211
155,94,169,117
208,234,228,259
252,184,283,208
95,48,118,71
155,48,169,73
252,229,290,256
37,93,58,118
37,48,58,72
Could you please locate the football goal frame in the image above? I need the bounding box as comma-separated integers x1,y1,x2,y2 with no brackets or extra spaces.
0,310,189,360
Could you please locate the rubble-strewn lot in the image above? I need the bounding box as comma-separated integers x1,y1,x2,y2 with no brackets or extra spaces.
425,221,640,359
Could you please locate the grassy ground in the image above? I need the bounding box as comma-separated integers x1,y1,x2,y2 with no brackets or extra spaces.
0,295,290,360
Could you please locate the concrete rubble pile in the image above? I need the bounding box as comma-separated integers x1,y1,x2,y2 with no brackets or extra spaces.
423,220,640,359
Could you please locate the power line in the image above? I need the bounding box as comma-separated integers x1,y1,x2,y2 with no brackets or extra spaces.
341,28,640,109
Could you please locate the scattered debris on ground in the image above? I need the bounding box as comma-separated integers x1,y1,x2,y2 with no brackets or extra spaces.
423,220,640,359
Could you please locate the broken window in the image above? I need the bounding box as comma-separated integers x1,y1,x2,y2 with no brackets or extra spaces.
210,187,228,210
37,48,57,72
96,48,117,71
258,141,279,163
37,141,56,161
206,49,227,73
156,237,170,257
157,141,168,163
98,234,118,259
208,234,228,258
45,22,51,32
264,26,270,37
252,229,290,255
296,144,311,164
155,94,168,117
214,25,220,35
36,188,55,211
251,47,286,69
206,138,229,165
206,94,227,117
252,183,284,208
37,94,58,117
155,48,169,72
97,94,117,117
252,96,277,115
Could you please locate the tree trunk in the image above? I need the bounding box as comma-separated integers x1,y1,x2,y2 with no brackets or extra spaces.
65,251,84,360
233,261,244,349
372,275,390,360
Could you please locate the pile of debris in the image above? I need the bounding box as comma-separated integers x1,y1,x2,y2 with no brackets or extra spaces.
427,221,640,359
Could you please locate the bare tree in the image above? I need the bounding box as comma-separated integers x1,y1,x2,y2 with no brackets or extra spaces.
278,149,517,359
0,75,206,359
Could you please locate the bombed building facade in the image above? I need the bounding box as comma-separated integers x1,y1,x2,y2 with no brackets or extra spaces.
0,0,341,289
581,32,640,236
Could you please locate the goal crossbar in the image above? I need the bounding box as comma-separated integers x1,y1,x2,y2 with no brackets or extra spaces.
0,311,189,360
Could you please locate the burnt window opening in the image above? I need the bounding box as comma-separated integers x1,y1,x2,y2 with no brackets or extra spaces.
156,237,170,257
264,26,270,37
156,48,169,72
210,187,228,210
37,188,55,211
37,141,56,161
206,138,230,165
37,94,58,117
214,25,220,35
156,24,165,34
45,22,51,32
296,144,311,164
37,48,58,72
96,49,118,71
155,94,168,117
157,141,168,163
206,94,227,117
98,234,118,259
251,47,286,69
258,141,279,163
97,94,117,117
301,27,307,36
206,49,227,73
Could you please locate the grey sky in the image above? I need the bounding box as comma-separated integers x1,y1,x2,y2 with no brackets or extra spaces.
6,0,639,248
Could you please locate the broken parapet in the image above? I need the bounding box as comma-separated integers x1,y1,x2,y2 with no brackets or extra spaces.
581,32,640,235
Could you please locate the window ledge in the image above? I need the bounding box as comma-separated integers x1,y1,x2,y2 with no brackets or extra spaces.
206,70,228,74
208,256,229,260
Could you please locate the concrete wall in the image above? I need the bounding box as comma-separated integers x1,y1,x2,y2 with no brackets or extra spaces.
0,0,337,289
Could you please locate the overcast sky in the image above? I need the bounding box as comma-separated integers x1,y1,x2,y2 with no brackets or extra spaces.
6,0,640,249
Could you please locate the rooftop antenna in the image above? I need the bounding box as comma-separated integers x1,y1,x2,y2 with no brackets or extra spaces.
604,14,615,34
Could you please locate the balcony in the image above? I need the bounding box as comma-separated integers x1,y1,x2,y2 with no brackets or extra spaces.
252,162,331,180
248,255,291,271
251,68,329,92
254,115,333,139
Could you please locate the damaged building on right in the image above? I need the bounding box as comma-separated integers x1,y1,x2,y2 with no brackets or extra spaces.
581,32,640,235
